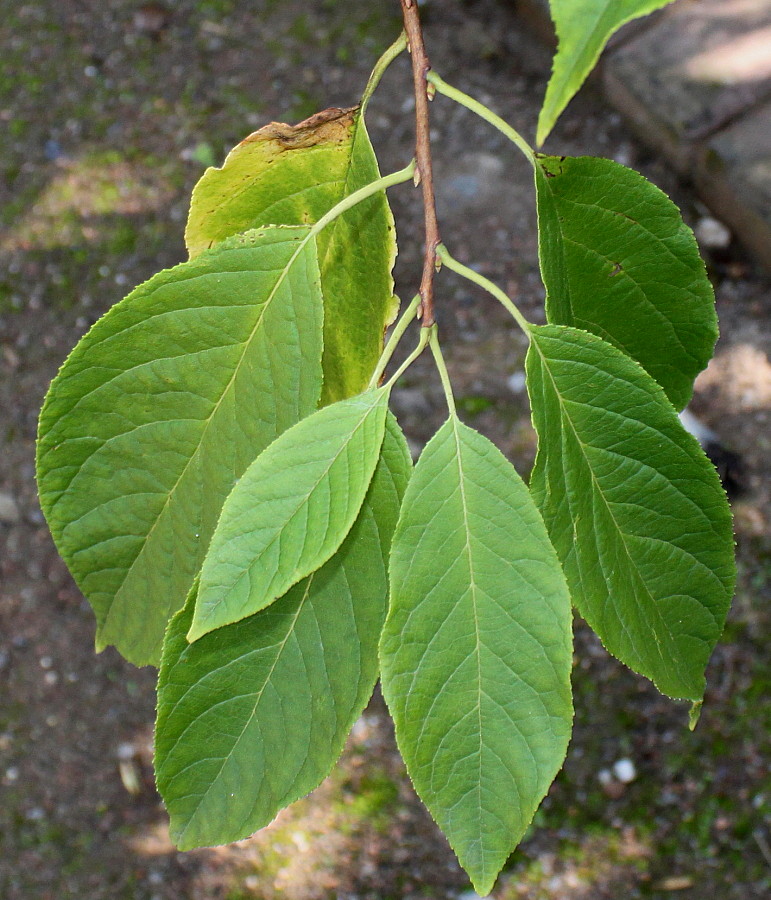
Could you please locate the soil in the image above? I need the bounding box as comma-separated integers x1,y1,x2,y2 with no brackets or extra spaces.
1,2,769,899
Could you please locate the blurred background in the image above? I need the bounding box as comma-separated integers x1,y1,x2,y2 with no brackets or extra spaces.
0,1,769,898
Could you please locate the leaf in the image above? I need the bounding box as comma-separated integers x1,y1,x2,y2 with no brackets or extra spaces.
527,325,735,701
189,387,391,641
535,155,717,410
36,226,323,666
380,416,573,896
185,106,398,403
374,413,414,564
537,0,676,146
156,420,410,849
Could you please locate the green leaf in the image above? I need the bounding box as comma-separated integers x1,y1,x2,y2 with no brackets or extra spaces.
36,226,323,666
380,416,573,896
535,155,717,410
156,420,410,849
527,325,735,701
374,412,414,564
190,387,391,641
185,106,398,403
538,0,676,146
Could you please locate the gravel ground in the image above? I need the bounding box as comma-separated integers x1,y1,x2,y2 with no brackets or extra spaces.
1,2,769,898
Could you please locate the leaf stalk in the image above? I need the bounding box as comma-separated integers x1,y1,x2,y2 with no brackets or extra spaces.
436,244,532,336
368,294,421,389
428,327,456,416
308,160,416,242
426,72,535,166
384,325,431,388
362,31,409,111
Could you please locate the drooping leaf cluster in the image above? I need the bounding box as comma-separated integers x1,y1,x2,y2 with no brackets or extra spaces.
36,4,734,896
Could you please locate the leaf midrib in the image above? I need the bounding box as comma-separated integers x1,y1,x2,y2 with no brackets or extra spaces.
451,417,487,883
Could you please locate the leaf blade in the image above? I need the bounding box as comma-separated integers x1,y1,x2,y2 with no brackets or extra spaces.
380,417,573,895
155,422,410,848
190,388,390,640
36,226,323,665
535,155,717,410
185,107,398,402
538,0,676,145
527,324,735,700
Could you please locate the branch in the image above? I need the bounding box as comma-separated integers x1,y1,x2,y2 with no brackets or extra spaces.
400,0,441,327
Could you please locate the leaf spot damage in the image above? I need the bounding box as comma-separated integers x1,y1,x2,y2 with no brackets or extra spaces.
237,106,357,153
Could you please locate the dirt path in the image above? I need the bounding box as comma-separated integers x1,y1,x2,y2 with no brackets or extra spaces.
1,2,769,898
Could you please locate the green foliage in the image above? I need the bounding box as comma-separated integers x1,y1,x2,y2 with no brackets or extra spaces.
526,325,735,700
185,105,397,403
538,0,676,145
156,417,410,849
380,416,573,895
535,155,717,411
190,387,391,640
37,226,324,665
35,5,734,896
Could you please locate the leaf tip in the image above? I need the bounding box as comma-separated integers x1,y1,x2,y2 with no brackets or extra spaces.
185,620,206,645
465,864,500,898
688,700,703,731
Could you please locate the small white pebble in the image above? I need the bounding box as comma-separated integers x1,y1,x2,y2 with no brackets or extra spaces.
5,767,19,782
597,768,613,786
0,493,20,524
39,656,53,669
44,671,59,685
116,742,135,761
695,217,731,249
613,758,637,783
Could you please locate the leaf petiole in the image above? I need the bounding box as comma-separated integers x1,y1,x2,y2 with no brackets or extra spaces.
368,294,421,390
383,326,431,389
362,31,409,112
436,244,532,335
426,72,535,166
428,326,456,416
308,160,416,242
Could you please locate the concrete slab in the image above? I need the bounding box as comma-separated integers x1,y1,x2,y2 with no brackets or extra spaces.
696,100,771,270
605,0,771,143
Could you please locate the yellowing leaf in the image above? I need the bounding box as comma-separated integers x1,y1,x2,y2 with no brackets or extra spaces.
185,107,397,402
